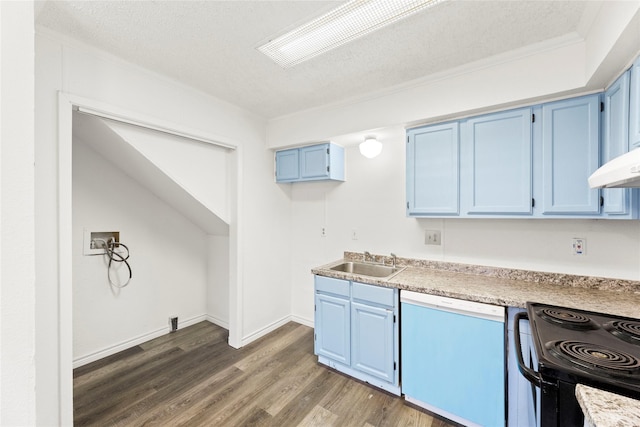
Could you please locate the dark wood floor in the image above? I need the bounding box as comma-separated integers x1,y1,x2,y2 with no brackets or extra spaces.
74,321,455,426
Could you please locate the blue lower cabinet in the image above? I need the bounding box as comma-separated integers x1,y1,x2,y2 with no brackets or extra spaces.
314,276,399,395
314,293,350,365
351,301,395,383
401,291,505,427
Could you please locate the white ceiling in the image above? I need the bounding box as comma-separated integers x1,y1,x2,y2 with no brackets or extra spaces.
35,0,597,120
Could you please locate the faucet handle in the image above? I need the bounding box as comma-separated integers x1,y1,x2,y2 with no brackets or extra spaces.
390,253,397,267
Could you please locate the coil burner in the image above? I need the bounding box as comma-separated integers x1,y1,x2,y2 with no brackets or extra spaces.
604,321,640,346
538,308,598,330
547,340,640,378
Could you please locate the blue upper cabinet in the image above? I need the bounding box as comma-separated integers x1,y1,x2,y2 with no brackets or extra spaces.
540,95,600,215
462,108,533,215
275,148,299,182
300,144,331,180
275,142,345,183
629,57,640,148
602,72,636,217
406,122,459,216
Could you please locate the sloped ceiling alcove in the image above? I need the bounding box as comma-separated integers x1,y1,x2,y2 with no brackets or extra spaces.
72,112,230,236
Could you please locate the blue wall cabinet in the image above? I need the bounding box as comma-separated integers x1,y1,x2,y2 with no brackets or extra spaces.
602,72,638,217
275,148,299,182
630,57,640,148
275,142,344,183
406,88,640,219
314,276,350,365
541,95,600,215
462,108,533,215
406,122,459,216
314,276,400,395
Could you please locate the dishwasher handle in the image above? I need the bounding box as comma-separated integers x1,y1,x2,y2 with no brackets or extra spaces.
514,312,542,388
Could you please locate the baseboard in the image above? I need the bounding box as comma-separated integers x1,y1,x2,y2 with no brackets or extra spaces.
72,313,208,368
74,313,312,367
291,314,313,328
205,314,229,329
240,315,293,346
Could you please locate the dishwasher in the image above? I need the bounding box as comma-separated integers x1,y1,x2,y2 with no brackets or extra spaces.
401,290,506,427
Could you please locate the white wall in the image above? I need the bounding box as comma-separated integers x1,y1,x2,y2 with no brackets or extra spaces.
208,235,230,327
0,2,36,425
290,131,640,325
72,139,210,364
35,31,292,424
105,121,232,223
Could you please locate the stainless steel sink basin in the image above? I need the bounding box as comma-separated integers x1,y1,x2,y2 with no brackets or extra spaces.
329,262,401,278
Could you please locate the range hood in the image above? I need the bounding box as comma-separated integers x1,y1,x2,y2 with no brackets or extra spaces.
588,148,640,188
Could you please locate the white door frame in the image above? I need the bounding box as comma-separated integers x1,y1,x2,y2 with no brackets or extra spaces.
57,92,243,424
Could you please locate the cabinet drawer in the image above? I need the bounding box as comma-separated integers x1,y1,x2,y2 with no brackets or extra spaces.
352,282,395,307
315,276,349,297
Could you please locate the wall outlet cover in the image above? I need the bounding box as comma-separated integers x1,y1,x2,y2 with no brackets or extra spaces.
572,238,586,255
425,229,442,246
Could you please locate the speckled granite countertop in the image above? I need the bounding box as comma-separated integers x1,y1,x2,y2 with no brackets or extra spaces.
576,384,640,427
311,252,640,320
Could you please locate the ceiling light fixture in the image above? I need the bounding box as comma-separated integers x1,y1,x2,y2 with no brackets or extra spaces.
360,137,383,158
258,0,446,68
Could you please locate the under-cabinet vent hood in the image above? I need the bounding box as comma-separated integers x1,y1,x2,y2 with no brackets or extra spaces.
588,148,640,188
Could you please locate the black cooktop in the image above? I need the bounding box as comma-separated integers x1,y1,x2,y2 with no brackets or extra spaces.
526,302,640,398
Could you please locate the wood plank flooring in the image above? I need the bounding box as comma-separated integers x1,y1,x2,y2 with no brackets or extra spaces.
74,321,456,427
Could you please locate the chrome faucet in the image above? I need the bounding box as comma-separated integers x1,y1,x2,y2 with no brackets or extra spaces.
364,251,371,262
390,253,397,268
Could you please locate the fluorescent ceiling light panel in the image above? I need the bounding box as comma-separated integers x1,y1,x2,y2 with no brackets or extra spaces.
258,0,445,68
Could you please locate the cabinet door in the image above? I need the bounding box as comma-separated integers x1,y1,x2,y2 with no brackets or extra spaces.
630,57,640,148
275,148,299,182
351,301,395,382
463,108,532,214
315,293,350,365
406,123,459,215
603,73,630,215
541,95,600,214
300,144,329,180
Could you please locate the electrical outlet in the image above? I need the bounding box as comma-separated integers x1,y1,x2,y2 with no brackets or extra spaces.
321,227,327,237
169,316,178,332
572,238,586,255
351,229,358,240
425,229,442,246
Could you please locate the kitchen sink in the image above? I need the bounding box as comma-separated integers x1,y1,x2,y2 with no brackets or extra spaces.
329,262,401,278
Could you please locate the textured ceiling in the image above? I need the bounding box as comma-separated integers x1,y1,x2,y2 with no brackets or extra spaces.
35,1,594,119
